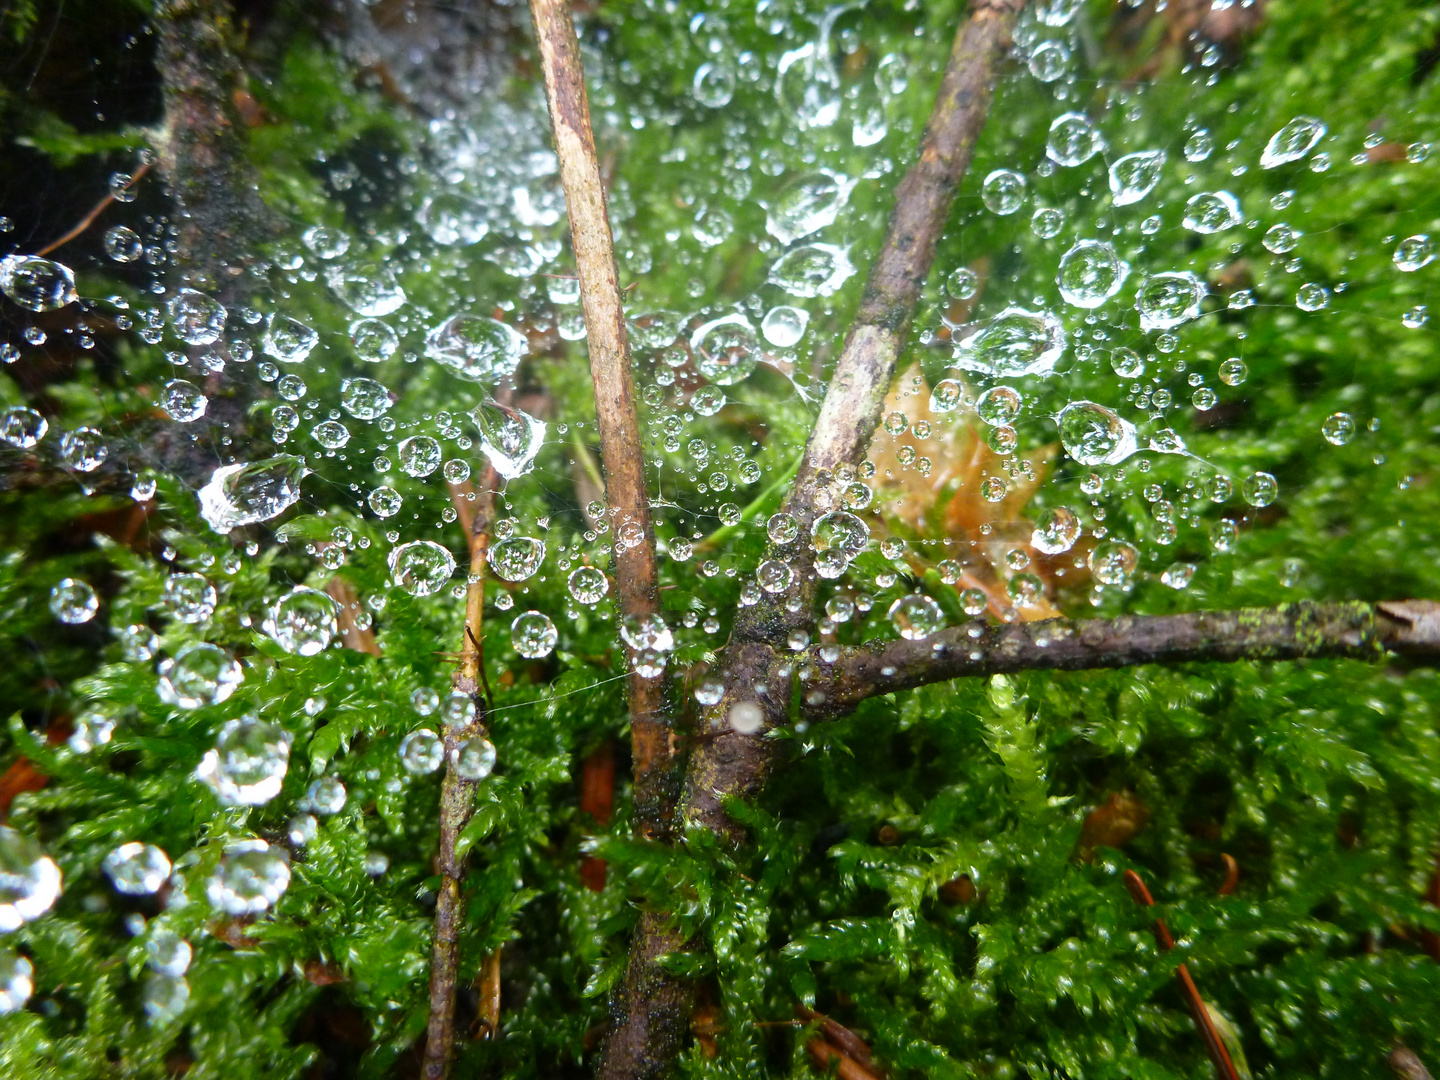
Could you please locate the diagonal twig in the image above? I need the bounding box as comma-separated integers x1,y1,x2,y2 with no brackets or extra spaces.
528,0,676,840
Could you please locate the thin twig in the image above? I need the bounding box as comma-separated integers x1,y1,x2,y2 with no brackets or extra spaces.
813,599,1440,713
35,161,152,257
1124,870,1239,1080
529,0,676,839
422,462,500,1080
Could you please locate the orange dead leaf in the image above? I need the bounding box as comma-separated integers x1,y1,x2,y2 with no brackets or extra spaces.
1077,790,1151,862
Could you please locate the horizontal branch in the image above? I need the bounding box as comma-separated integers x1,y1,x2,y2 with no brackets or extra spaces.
812,600,1440,712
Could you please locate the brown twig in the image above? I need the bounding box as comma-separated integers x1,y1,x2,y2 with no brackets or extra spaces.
1390,1046,1437,1080
1217,854,1239,897
473,948,502,1040
422,462,500,1080
35,161,152,258
1123,870,1239,1080
528,0,674,839
812,600,1440,714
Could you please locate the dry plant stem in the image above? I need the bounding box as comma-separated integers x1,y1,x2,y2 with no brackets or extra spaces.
423,464,499,1080
817,600,1440,711
598,7,1028,1078
733,0,1026,648
36,162,152,257
1124,870,1239,1080
528,0,674,836
1390,1047,1437,1080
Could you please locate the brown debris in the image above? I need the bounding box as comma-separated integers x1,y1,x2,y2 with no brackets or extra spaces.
1077,791,1151,862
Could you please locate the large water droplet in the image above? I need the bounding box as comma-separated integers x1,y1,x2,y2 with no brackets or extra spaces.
264,587,338,655
350,318,399,362
511,610,557,659
693,60,737,108
1047,112,1105,166
952,307,1066,377
398,435,442,477
0,949,33,1014
691,314,761,385
1182,191,1241,234
59,428,107,472
982,169,1027,215
196,716,292,806
167,289,227,345
762,305,809,347
399,729,444,774
199,455,307,532
1108,150,1166,205
157,643,243,709
341,377,392,420
325,263,407,317
49,578,97,624
474,400,546,479
0,826,62,931
103,842,171,895
1031,506,1081,554
262,314,319,363
810,511,869,558
162,572,216,623
0,255,77,312
888,593,944,640
1057,240,1128,308
488,536,546,582
452,737,497,780
1089,541,1138,585
205,840,290,915
766,171,847,244
1057,401,1138,466
1393,235,1434,272
1135,272,1206,331
768,243,854,298
568,565,608,604
163,379,208,422
620,612,674,652
425,314,528,383
389,540,456,596
420,193,490,246
1261,116,1326,168
0,406,47,449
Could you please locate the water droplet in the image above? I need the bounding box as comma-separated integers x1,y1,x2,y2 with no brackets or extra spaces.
1321,412,1355,445
976,386,1022,426
767,512,800,544
49,578,97,624
1089,541,1138,585
981,169,1027,215
1058,401,1137,466
1108,150,1166,206
452,737,497,780
162,572,216,623
0,826,62,931
1261,116,1326,169
1109,347,1143,378
947,267,979,300
103,842,171,895
1242,471,1278,507
758,559,794,593
387,437,439,481
474,400,546,479
693,60,737,107
162,379,207,422
325,263,406,317
691,313,761,385
727,701,766,734
1182,190,1241,234
568,566,608,604
1031,506,1081,554
691,385,726,417
156,643,243,709
302,225,351,259
768,243,854,297
488,536,545,582
1135,272,1206,331
262,313,319,363
1296,283,1329,311
766,171,847,244
888,593,944,640
368,485,402,517
1217,357,1247,386
0,949,32,1015
1057,240,1128,308
399,729,443,774
1031,207,1065,238
59,427,107,472
1184,128,1215,161
1046,112,1104,166
811,511,869,558
1028,40,1070,81
1161,562,1195,589
761,305,809,347
341,377,392,420
1263,222,1302,254
196,716,292,805
205,840,290,915
165,289,226,345
953,307,1066,376
350,318,399,362
1393,234,1434,272
620,612,674,653
930,379,963,412
145,930,192,977
512,610,558,658
104,225,142,262
389,540,456,596
264,587,337,655
199,455,307,533
0,255,76,311
0,406,47,449
425,314,527,383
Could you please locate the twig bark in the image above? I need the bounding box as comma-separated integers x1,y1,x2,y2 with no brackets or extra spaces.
812,599,1440,713
598,5,1028,1077
423,463,500,1080
528,0,676,838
